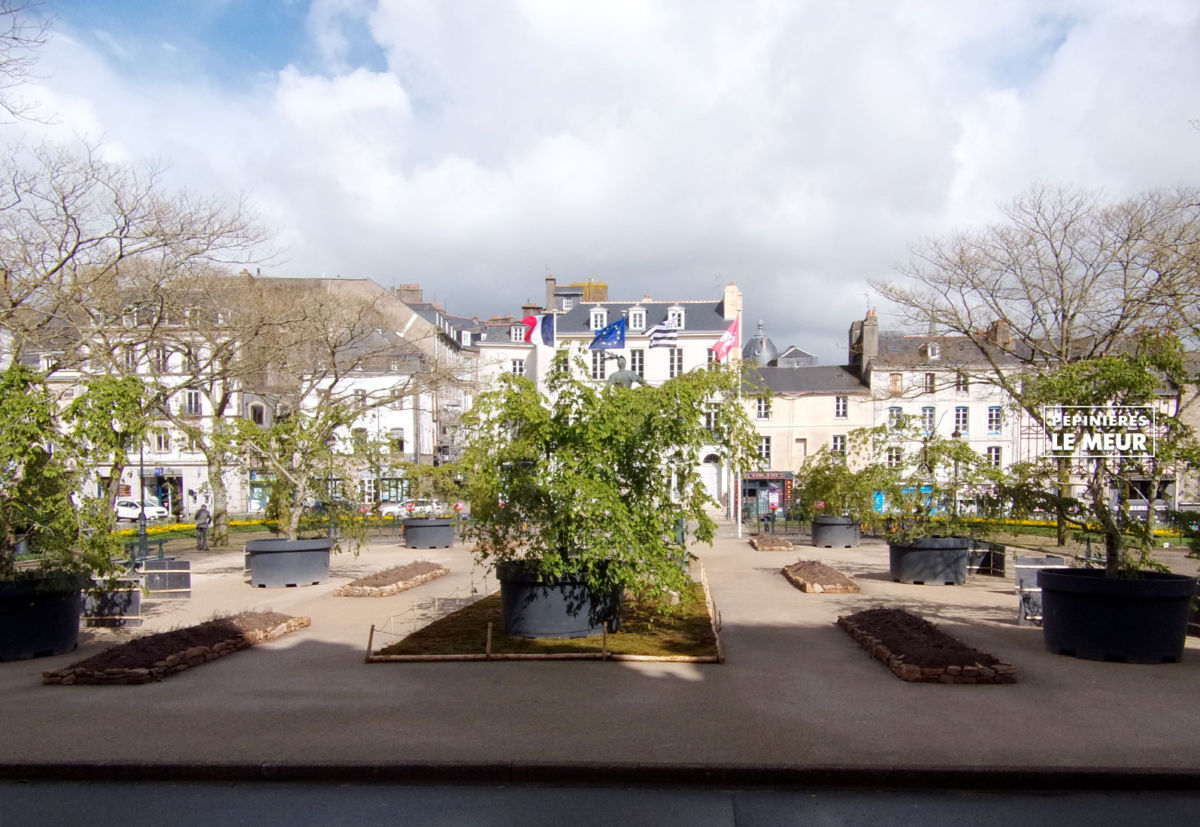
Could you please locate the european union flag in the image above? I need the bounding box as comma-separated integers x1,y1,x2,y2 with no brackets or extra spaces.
588,317,626,350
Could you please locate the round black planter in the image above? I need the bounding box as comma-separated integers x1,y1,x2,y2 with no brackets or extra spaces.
1038,567,1198,664
496,561,623,639
0,574,85,661
889,536,971,585
811,515,860,548
245,538,332,588
404,518,455,549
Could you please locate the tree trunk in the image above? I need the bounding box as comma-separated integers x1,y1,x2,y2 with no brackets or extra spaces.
1056,457,1069,546
207,456,230,547
103,463,125,533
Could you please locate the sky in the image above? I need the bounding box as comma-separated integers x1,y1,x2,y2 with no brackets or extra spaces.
18,0,1200,363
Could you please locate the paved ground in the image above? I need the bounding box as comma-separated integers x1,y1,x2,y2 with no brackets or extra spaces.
2,521,1199,788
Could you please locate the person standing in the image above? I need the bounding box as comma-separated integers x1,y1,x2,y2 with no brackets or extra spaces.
194,503,211,550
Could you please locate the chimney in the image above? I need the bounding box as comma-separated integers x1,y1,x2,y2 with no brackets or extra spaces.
545,274,556,309
521,298,542,316
849,309,878,375
393,283,424,304
986,319,1012,347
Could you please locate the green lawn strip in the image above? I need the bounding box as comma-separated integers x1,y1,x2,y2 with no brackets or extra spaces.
377,582,716,658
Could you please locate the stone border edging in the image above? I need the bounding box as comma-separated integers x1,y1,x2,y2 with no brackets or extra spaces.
750,536,793,551
837,614,1016,684
781,567,860,594
42,617,311,686
333,566,449,598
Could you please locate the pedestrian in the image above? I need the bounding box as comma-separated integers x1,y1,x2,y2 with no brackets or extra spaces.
194,503,211,550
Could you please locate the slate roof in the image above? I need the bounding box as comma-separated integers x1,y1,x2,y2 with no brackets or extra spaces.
747,365,869,395
554,299,730,336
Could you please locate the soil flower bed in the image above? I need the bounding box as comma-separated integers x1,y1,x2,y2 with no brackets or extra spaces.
334,561,449,597
837,607,1016,684
782,560,860,593
43,611,309,685
372,581,719,661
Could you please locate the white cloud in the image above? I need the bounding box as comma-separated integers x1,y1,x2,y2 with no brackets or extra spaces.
20,0,1200,362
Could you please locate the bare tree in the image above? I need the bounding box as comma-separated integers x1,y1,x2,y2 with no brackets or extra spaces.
874,184,1200,566
0,2,49,122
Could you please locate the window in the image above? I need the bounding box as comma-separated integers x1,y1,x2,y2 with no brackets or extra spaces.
591,351,607,380
668,347,683,379
954,406,969,435
888,406,902,427
704,402,719,432
887,447,902,468
155,430,171,453
835,395,848,418
889,373,903,395
562,298,573,312
389,428,405,454
123,346,138,371
354,389,367,409
758,435,772,465
629,349,644,377
509,325,525,342
921,406,935,434
756,397,771,419
248,403,265,426
923,372,936,393
832,434,846,454
955,372,969,393
707,348,716,366
352,428,368,450
986,446,1002,468
511,359,525,377
629,308,646,330
667,306,685,329
184,389,202,416
184,346,200,373
926,342,940,360
590,308,608,330
987,406,1003,434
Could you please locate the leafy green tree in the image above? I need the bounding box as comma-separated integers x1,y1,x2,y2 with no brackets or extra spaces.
460,346,758,604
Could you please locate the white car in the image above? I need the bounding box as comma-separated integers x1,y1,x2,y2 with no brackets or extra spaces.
379,499,440,518
114,498,170,522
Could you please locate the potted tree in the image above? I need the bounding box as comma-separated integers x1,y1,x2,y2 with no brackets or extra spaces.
230,402,364,588
0,367,141,659
400,462,462,549
858,415,1003,585
795,440,890,548
460,346,757,638
1007,338,1200,663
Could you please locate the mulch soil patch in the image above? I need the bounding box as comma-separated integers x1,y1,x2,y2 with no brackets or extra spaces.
782,560,860,593
334,561,449,597
838,607,1016,684
43,611,309,685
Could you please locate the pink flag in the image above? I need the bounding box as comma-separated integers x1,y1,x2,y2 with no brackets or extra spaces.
712,318,739,362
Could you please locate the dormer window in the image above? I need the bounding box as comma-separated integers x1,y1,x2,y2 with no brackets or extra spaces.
590,308,608,330
628,307,646,331
667,306,685,330
926,342,940,360
510,325,525,342
562,298,574,311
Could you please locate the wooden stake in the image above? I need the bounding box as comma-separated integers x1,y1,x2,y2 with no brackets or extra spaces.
486,622,493,659
365,624,375,663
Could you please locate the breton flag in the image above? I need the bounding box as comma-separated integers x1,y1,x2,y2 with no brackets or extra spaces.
522,313,555,346
645,319,678,348
711,317,739,362
588,317,626,350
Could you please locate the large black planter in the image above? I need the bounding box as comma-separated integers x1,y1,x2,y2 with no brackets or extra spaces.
83,580,143,627
404,518,455,549
0,574,85,661
889,536,971,585
245,538,332,588
496,562,623,639
811,515,860,548
1038,567,1198,664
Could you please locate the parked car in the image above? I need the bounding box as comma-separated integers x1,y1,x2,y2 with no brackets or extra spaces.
304,497,356,516
379,499,441,518
114,498,170,522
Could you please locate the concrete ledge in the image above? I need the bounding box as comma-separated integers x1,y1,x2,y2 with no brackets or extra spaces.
1,761,1199,791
